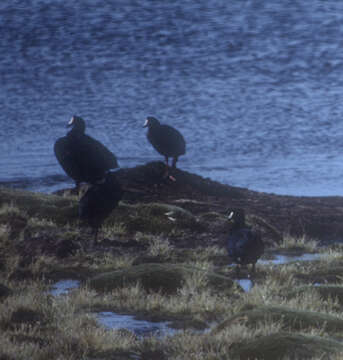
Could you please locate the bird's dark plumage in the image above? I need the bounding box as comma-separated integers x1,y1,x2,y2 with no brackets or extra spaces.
227,209,264,274
79,172,123,242
143,116,186,174
54,116,118,188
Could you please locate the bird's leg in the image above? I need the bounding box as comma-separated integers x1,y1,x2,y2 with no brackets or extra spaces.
172,156,178,168
251,262,256,273
163,156,169,178
235,264,240,277
75,181,81,198
164,157,177,182
162,156,176,182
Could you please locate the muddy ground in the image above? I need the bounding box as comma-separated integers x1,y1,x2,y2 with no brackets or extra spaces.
84,161,343,244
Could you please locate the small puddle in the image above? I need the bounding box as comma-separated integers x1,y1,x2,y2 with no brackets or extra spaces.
50,279,80,296
234,279,253,292
259,253,321,265
96,312,178,337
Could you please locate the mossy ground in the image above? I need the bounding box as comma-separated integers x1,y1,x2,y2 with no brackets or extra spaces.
2,185,343,359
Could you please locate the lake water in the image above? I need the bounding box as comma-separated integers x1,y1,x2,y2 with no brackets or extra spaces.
1,1,343,196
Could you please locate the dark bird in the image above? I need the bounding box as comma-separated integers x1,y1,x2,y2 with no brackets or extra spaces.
226,208,264,275
54,116,118,189
79,172,123,243
143,116,186,177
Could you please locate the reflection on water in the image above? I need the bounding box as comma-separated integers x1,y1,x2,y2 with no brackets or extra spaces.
234,278,253,292
50,279,80,296
259,253,321,265
96,312,178,337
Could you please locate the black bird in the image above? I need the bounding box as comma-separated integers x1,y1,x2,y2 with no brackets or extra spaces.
143,116,186,177
54,116,118,189
79,172,123,243
226,209,264,275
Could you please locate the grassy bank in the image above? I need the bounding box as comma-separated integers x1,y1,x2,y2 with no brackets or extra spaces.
1,186,343,359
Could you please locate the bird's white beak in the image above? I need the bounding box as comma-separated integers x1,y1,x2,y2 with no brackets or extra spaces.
143,119,149,128
68,117,75,126
228,211,234,220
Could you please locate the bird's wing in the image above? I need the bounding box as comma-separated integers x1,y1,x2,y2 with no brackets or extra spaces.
82,135,118,169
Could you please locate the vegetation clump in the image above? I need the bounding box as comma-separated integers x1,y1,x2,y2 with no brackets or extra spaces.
2,175,343,359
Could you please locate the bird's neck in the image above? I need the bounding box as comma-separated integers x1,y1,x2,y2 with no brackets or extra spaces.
68,126,85,137
149,124,160,133
231,221,245,230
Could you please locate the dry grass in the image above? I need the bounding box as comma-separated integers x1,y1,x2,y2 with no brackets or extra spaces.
1,189,343,359
0,280,138,360
2,247,343,360
147,236,173,257
279,234,319,252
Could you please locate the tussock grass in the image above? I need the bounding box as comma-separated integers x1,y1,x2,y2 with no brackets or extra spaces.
147,236,173,257
89,252,134,271
317,248,343,263
27,217,57,229
279,234,319,252
0,280,138,360
0,224,10,243
1,186,343,359
136,319,285,360
103,223,127,237
0,203,26,217
74,266,235,323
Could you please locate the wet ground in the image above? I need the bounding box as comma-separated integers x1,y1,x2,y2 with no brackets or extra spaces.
49,251,323,335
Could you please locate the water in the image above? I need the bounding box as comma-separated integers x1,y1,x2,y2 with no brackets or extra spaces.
49,280,178,336
258,253,321,265
1,1,343,196
50,279,80,296
97,312,177,337
235,278,253,292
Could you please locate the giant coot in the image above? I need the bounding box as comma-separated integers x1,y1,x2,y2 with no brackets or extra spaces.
54,116,118,188
143,116,186,176
79,172,123,243
227,209,264,275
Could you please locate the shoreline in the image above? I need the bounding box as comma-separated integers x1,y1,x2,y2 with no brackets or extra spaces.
2,161,343,244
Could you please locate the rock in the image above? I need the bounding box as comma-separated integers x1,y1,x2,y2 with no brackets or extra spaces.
229,332,343,360
88,263,234,295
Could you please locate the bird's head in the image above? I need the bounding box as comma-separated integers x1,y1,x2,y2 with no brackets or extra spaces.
68,116,86,133
226,208,246,227
143,116,160,128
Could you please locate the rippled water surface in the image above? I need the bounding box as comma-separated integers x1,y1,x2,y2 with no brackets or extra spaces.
1,1,343,195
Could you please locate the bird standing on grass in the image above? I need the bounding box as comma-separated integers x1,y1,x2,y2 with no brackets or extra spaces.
227,208,264,275
143,116,186,178
54,116,118,190
79,172,123,244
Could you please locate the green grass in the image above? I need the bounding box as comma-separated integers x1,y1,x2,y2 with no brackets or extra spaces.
1,187,343,359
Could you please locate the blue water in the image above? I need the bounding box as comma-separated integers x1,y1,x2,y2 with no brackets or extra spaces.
97,311,177,337
1,1,343,196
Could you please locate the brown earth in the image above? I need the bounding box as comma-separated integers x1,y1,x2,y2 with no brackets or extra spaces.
98,161,343,244
2,160,343,264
